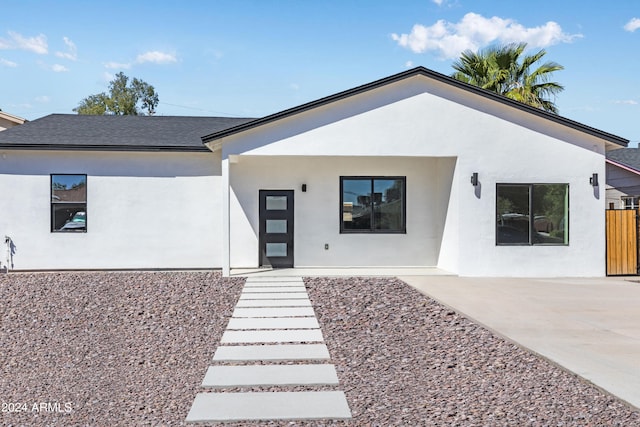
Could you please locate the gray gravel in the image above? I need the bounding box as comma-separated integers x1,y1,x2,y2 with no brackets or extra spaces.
0,271,243,426
1,272,639,426
305,277,640,427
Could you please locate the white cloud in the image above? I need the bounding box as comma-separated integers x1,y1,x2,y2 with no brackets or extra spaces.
0,31,48,54
392,12,581,59
432,0,444,4
290,83,300,91
614,99,638,105
35,95,50,103
55,36,77,60
104,61,131,70
624,18,640,32
0,58,17,67
405,60,414,68
135,50,177,64
51,64,68,72
104,50,176,72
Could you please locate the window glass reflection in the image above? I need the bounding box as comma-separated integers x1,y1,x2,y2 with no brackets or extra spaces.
497,185,530,244
497,184,568,245
342,179,371,230
374,179,404,230
51,174,87,232
52,175,86,202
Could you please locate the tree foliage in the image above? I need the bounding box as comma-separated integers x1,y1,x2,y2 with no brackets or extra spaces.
451,42,564,114
73,72,159,115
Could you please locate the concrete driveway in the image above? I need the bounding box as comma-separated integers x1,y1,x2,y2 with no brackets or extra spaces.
399,275,640,410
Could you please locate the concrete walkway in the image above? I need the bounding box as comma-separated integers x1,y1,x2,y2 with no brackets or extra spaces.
186,276,352,423
400,275,640,410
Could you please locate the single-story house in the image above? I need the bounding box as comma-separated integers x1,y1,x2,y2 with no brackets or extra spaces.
0,110,27,131
606,148,640,209
0,67,629,276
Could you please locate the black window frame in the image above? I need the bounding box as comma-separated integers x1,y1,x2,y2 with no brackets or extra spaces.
340,176,406,234
496,183,569,246
51,174,87,233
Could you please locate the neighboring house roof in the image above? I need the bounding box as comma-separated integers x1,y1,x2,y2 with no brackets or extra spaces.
201,66,629,148
0,111,27,130
606,148,640,175
0,114,254,152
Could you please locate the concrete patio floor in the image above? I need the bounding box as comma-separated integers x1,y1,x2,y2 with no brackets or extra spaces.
230,267,452,277
399,275,640,410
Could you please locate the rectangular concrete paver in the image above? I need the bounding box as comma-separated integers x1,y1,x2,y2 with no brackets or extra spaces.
227,317,319,330
236,299,311,308
245,277,304,282
232,307,316,318
213,344,330,361
240,292,309,300
242,286,307,293
244,281,304,287
221,329,324,343
186,391,352,422
202,364,339,387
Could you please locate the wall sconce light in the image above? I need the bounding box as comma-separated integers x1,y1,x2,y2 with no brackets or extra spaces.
470,172,479,186
301,184,307,192
590,173,598,187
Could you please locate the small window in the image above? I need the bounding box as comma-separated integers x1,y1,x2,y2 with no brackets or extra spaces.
621,196,640,210
51,174,87,232
340,177,406,233
496,183,568,245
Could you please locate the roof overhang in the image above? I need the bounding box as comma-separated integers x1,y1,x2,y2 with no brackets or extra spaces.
0,111,27,125
0,143,210,152
606,158,640,176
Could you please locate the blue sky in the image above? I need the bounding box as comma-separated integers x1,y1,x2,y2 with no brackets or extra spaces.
2,1,640,145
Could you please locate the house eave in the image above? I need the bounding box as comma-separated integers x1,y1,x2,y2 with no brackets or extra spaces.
0,144,211,152
606,158,640,176
0,111,27,125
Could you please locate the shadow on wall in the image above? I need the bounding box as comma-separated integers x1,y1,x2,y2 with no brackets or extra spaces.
3,236,16,271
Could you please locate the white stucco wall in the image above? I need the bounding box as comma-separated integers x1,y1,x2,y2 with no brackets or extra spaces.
228,156,455,268
220,75,609,277
0,150,222,270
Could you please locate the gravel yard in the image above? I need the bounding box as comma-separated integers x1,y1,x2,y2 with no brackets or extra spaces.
0,271,243,426
0,272,638,426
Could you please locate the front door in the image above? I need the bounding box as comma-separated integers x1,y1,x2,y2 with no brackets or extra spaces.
259,190,294,268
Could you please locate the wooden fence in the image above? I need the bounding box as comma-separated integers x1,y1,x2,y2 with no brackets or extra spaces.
606,209,638,275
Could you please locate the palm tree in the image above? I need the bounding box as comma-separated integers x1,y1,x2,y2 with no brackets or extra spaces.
451,42,564,114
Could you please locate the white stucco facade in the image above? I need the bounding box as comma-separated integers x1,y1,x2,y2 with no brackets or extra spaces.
215,74,611,277
0,150,222,269
1,69,625,276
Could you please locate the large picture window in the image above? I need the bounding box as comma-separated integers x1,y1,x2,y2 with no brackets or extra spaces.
496,184,568,245
341,177,406,233
51,174,87,232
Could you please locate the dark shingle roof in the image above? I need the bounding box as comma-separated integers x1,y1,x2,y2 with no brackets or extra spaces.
202,66,628,147
607,148,640,171
0,114,254,152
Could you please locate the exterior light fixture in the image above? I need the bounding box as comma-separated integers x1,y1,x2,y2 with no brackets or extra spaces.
471,172,479,186
301,184,307,192
590,173,599,187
